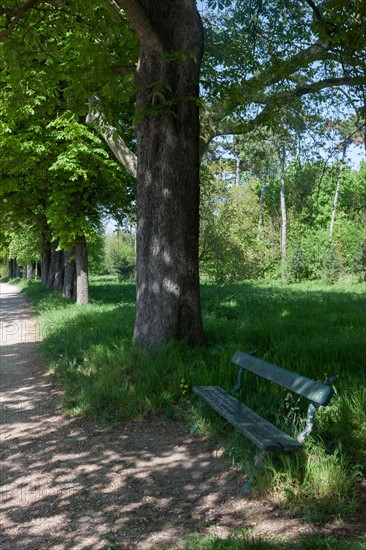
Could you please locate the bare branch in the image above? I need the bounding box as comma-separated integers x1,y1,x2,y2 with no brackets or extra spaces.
86,96,137,177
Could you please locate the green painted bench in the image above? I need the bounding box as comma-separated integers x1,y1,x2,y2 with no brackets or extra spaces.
193,350,335,490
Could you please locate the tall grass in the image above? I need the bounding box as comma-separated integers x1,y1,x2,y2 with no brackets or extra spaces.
16,276,366,524
182,531,366,550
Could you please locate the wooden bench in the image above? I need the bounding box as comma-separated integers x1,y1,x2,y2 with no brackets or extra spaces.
193,350,335,490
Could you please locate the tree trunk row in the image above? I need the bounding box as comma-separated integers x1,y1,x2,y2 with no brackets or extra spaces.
8,235,89,305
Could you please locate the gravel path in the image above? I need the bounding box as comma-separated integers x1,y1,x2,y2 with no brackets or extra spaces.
1,282,364,549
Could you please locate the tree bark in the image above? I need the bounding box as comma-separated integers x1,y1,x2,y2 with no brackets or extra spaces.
74,236,89,305
26,263,33,280
53,249,65,291
41,229,51,286
8,259,14,278
279,149,287,284
41,250,51,285
14,259,21,278
46,241,58,289
119,0,205,347
63,251,76,299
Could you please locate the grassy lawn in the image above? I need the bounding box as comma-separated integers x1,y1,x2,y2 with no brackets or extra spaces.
182,531,366,549
10,276,366,535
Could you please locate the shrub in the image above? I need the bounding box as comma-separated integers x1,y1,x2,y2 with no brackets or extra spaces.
322,244,343,284
290,246,308,282
352,237,366,282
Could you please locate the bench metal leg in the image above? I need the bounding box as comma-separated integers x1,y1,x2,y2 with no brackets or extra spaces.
241,450,268,494
297,402,318,443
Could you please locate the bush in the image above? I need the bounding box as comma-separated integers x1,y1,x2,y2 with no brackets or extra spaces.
111,250,135,280
105,232,136,280
0,262,8,278
352,237,366,282
322,244,343,284
290,246,308,282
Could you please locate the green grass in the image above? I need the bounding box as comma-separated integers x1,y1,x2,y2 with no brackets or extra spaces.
12,276,366,525
181,531,366,549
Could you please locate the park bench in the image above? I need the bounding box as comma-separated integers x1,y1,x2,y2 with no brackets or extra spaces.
193,350,335,490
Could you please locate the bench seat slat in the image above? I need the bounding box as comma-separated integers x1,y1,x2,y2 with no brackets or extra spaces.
232,351,333,406
193,386,303,452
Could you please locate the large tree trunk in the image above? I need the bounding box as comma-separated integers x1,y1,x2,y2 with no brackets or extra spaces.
53,250,65,291
26,263,33,280
41,229,52,286
46,241,58,289
41,250,51,285
121,0,204,347
63,251,76,299
8,259,15,279
8,259,14,278
74,236,89,305
14,259,21,278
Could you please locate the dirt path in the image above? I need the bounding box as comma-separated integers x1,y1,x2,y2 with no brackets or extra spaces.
0,282,364,549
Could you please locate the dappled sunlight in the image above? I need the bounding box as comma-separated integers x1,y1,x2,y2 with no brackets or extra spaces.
1,282,255,547
1,281,365,547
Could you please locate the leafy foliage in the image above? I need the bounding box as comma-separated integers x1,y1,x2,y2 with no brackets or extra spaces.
352,237,366,281
322,244,343,284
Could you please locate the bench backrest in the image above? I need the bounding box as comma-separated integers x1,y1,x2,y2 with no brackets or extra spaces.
231,351,334,406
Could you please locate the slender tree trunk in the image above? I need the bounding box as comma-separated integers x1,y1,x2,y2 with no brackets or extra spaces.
8,259,14,278
63,251,76,299
41,251,51,285
41,229,51,286
330,146,346,240
26,263,33,280
122,0,204,347
8,258,14,279
14,259,21,278
235,157,240,186
257,168,269,240
279,150,287,284
74,236,89,305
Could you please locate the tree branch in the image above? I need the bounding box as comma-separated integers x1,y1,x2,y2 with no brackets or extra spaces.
115,0,164,53
201,75,366,152
0,0,63,40
113,65,136,75
241,42,331,96
86,96,137,177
